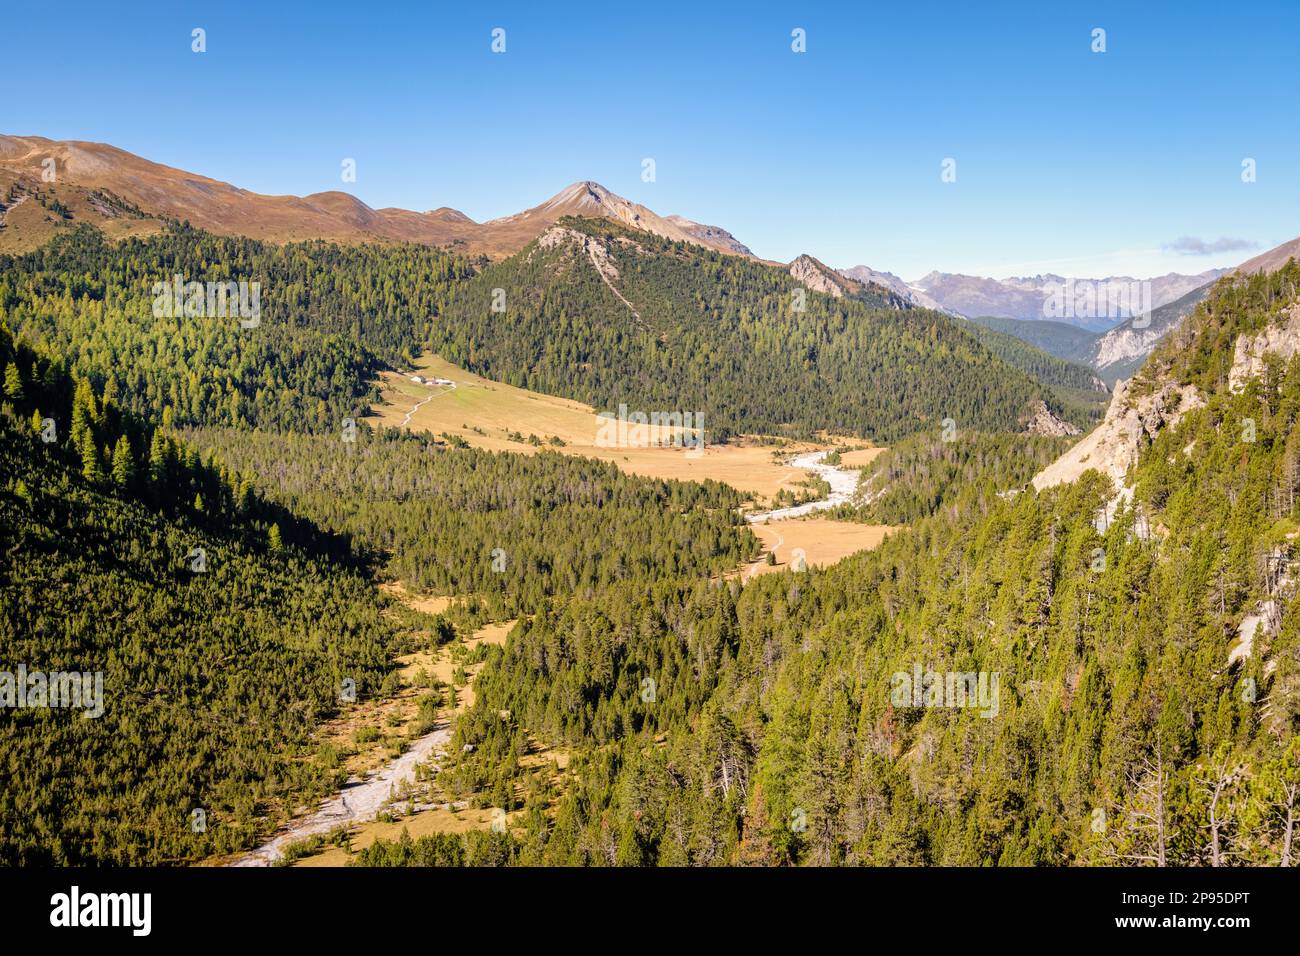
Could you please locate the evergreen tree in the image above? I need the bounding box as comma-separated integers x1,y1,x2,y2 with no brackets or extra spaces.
111,434,134,487
3,361,22,400
148,431,168,484
79,429,102,481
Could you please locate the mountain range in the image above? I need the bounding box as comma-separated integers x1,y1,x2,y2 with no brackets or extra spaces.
1,134,1235,311
0,135,753,260
1,132,1289,390
898,269,1228,329
7,128,1300,873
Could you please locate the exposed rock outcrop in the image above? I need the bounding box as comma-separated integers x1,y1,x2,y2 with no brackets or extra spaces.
789,254,850,298
1032,378,1204,492
1229,303,1300,393
1023,400,1081,437
534,225,642,319
789,254,908,308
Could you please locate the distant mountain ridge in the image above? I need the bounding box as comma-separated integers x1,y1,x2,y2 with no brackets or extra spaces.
838,265,954,314
969,282,1217,387
0,131,1285,385
0,135,756,260
910,269,1228,330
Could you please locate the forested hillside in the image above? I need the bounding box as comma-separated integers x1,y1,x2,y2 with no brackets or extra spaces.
962,321,1105,394
1,220,1076,444
956,322,1109,423
432,218,1068,441
0,321,403,864
967,314,1100,360
190,426,756,617
0,224,471,433
8,213,1297,870
387,262,1300,866
845,431,1074,525
0,299,760,863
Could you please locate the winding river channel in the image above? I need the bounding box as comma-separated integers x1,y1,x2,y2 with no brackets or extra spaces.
745,449,860,523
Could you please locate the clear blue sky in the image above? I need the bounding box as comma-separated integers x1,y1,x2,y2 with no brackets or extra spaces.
7,0,1299,279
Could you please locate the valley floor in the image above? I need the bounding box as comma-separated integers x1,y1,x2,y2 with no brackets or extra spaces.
369,354,857,500
215,357,903,865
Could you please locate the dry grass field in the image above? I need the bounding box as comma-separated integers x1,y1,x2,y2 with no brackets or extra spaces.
839,447,888,468
368,354,852,501
424,620,513,714
378,581,456,616
292,804,517,866
740,518,894,580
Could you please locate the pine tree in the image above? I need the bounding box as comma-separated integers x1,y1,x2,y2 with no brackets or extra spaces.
111,434,134,487
149,432,168,484
79,430,102,482
268,522,283,551
4,361,23,400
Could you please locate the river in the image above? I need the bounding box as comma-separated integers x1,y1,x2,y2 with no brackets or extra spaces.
745,449,860,523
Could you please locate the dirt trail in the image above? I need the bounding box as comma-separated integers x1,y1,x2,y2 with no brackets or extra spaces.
229,612,513,866
399,383,454,427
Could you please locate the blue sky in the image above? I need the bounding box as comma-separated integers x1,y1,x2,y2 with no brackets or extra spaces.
7,0,1299,279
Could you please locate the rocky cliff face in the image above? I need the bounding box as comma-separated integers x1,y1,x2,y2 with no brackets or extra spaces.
1229,302,1300,393
789,254,910,309
1085,283,1215,383
789,254,851,298
1032,378,1204,492
1022,400,1081,437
